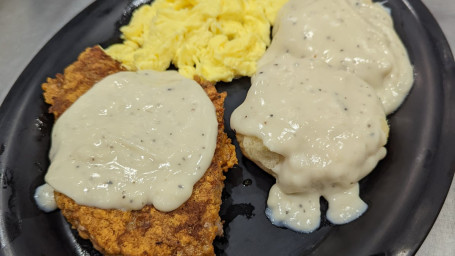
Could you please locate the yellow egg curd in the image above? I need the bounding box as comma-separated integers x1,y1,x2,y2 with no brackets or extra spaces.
105,0,288,82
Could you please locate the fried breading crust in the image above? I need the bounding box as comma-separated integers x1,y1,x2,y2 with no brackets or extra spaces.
42,46,237,256
42,46,126,118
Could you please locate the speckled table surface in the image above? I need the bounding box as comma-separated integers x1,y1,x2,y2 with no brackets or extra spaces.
0,0,453,255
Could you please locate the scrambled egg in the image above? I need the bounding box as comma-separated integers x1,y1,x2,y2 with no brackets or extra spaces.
105,0,288,82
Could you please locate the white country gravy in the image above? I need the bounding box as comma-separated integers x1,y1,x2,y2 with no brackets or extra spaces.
231,56,388,232
259,0,413,114
231,0,414,233
36,70,217,212
34,183,57,212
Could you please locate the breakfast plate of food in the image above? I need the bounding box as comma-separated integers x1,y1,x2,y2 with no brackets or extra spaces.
0,0,454,255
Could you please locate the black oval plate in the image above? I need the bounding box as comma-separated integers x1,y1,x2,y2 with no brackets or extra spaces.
1,0,454,255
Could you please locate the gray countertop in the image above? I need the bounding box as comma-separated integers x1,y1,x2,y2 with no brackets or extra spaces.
0,0,453,255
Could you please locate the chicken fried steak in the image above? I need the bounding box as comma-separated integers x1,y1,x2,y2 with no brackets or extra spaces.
42,46,237,256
